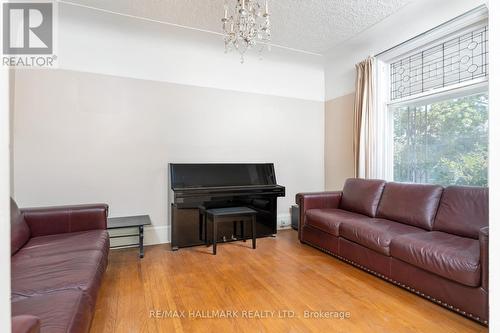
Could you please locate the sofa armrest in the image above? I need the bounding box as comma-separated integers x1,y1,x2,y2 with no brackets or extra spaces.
295,191,342,240
21,203,109,237
12,315,41,333
479,226,488,290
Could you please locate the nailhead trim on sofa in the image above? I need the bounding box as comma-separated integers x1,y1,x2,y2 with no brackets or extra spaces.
301,240,488,325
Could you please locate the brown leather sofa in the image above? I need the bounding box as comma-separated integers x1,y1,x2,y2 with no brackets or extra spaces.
296,178,488,324
10,198,110,333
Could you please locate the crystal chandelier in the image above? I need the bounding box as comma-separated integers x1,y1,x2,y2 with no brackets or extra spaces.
221,0,271,63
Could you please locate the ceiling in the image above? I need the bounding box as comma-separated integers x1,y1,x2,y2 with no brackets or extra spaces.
62,0,413,55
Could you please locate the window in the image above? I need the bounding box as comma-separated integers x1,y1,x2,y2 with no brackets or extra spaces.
380,14,489,187
390,26,488,101
392,92,488,186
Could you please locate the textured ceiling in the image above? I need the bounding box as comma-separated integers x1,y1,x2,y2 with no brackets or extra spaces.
62,0,412,54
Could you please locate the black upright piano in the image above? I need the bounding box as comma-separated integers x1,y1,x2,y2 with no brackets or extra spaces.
169,163,285,250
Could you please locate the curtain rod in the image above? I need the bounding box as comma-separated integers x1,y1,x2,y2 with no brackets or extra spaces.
374,4,488,58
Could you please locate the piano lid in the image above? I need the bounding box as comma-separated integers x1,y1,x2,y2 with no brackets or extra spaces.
169,163,278,189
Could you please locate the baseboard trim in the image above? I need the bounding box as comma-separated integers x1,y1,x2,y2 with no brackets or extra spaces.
277,213,292,230
110,214,293,247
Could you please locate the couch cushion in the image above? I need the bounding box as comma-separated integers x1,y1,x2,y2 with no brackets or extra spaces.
15,230,109,259
390,231,480,287
11,198,31,256
305,209,371,236
433,186,488,239
339,178,386,217
377,182,443,230
339,218,426,255
12,290,92,333
11,249,107,305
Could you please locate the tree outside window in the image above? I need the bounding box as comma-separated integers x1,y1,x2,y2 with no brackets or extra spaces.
393,92,488,186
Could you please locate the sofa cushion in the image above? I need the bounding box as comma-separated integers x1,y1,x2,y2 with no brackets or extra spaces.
339,178,386,217
305,209,371,236
377,182,443,230
12,290,92,333
339,218,426,255
433,186,488,239
390,231,480,287
11,198,31,256
11,249,107,305
15,230,109,259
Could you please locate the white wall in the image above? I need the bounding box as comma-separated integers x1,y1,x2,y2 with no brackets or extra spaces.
0,68,11,332
58,3,325,102
12,69,324,245
10,3,326,245
325,0,486,100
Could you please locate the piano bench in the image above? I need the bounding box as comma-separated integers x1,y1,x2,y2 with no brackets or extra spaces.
202,207,257,255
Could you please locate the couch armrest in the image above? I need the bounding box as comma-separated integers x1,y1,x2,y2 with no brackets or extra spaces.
21,203,108,237
295,191,342,240
12,315,40,333
479,226,488,290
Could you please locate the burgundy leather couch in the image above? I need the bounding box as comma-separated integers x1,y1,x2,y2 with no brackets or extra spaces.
10,198,110,333
296,178,488,324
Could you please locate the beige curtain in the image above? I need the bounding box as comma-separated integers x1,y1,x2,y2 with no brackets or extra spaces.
353,57,375,178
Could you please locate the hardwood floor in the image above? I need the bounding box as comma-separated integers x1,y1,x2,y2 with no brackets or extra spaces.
90,229,487,333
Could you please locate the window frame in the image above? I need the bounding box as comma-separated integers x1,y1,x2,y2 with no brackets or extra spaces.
374,8,489,184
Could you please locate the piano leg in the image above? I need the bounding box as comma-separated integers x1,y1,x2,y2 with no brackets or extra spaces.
241,220,245,242
199,213,203,241
213,216,217,255
206,215,211,247
252,216,256,249
202,212,207,243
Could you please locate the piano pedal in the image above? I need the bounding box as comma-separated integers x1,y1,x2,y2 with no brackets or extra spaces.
231,234,237,241
222,236,227,242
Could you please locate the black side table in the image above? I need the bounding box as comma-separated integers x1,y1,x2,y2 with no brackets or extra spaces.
107,215,151,258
